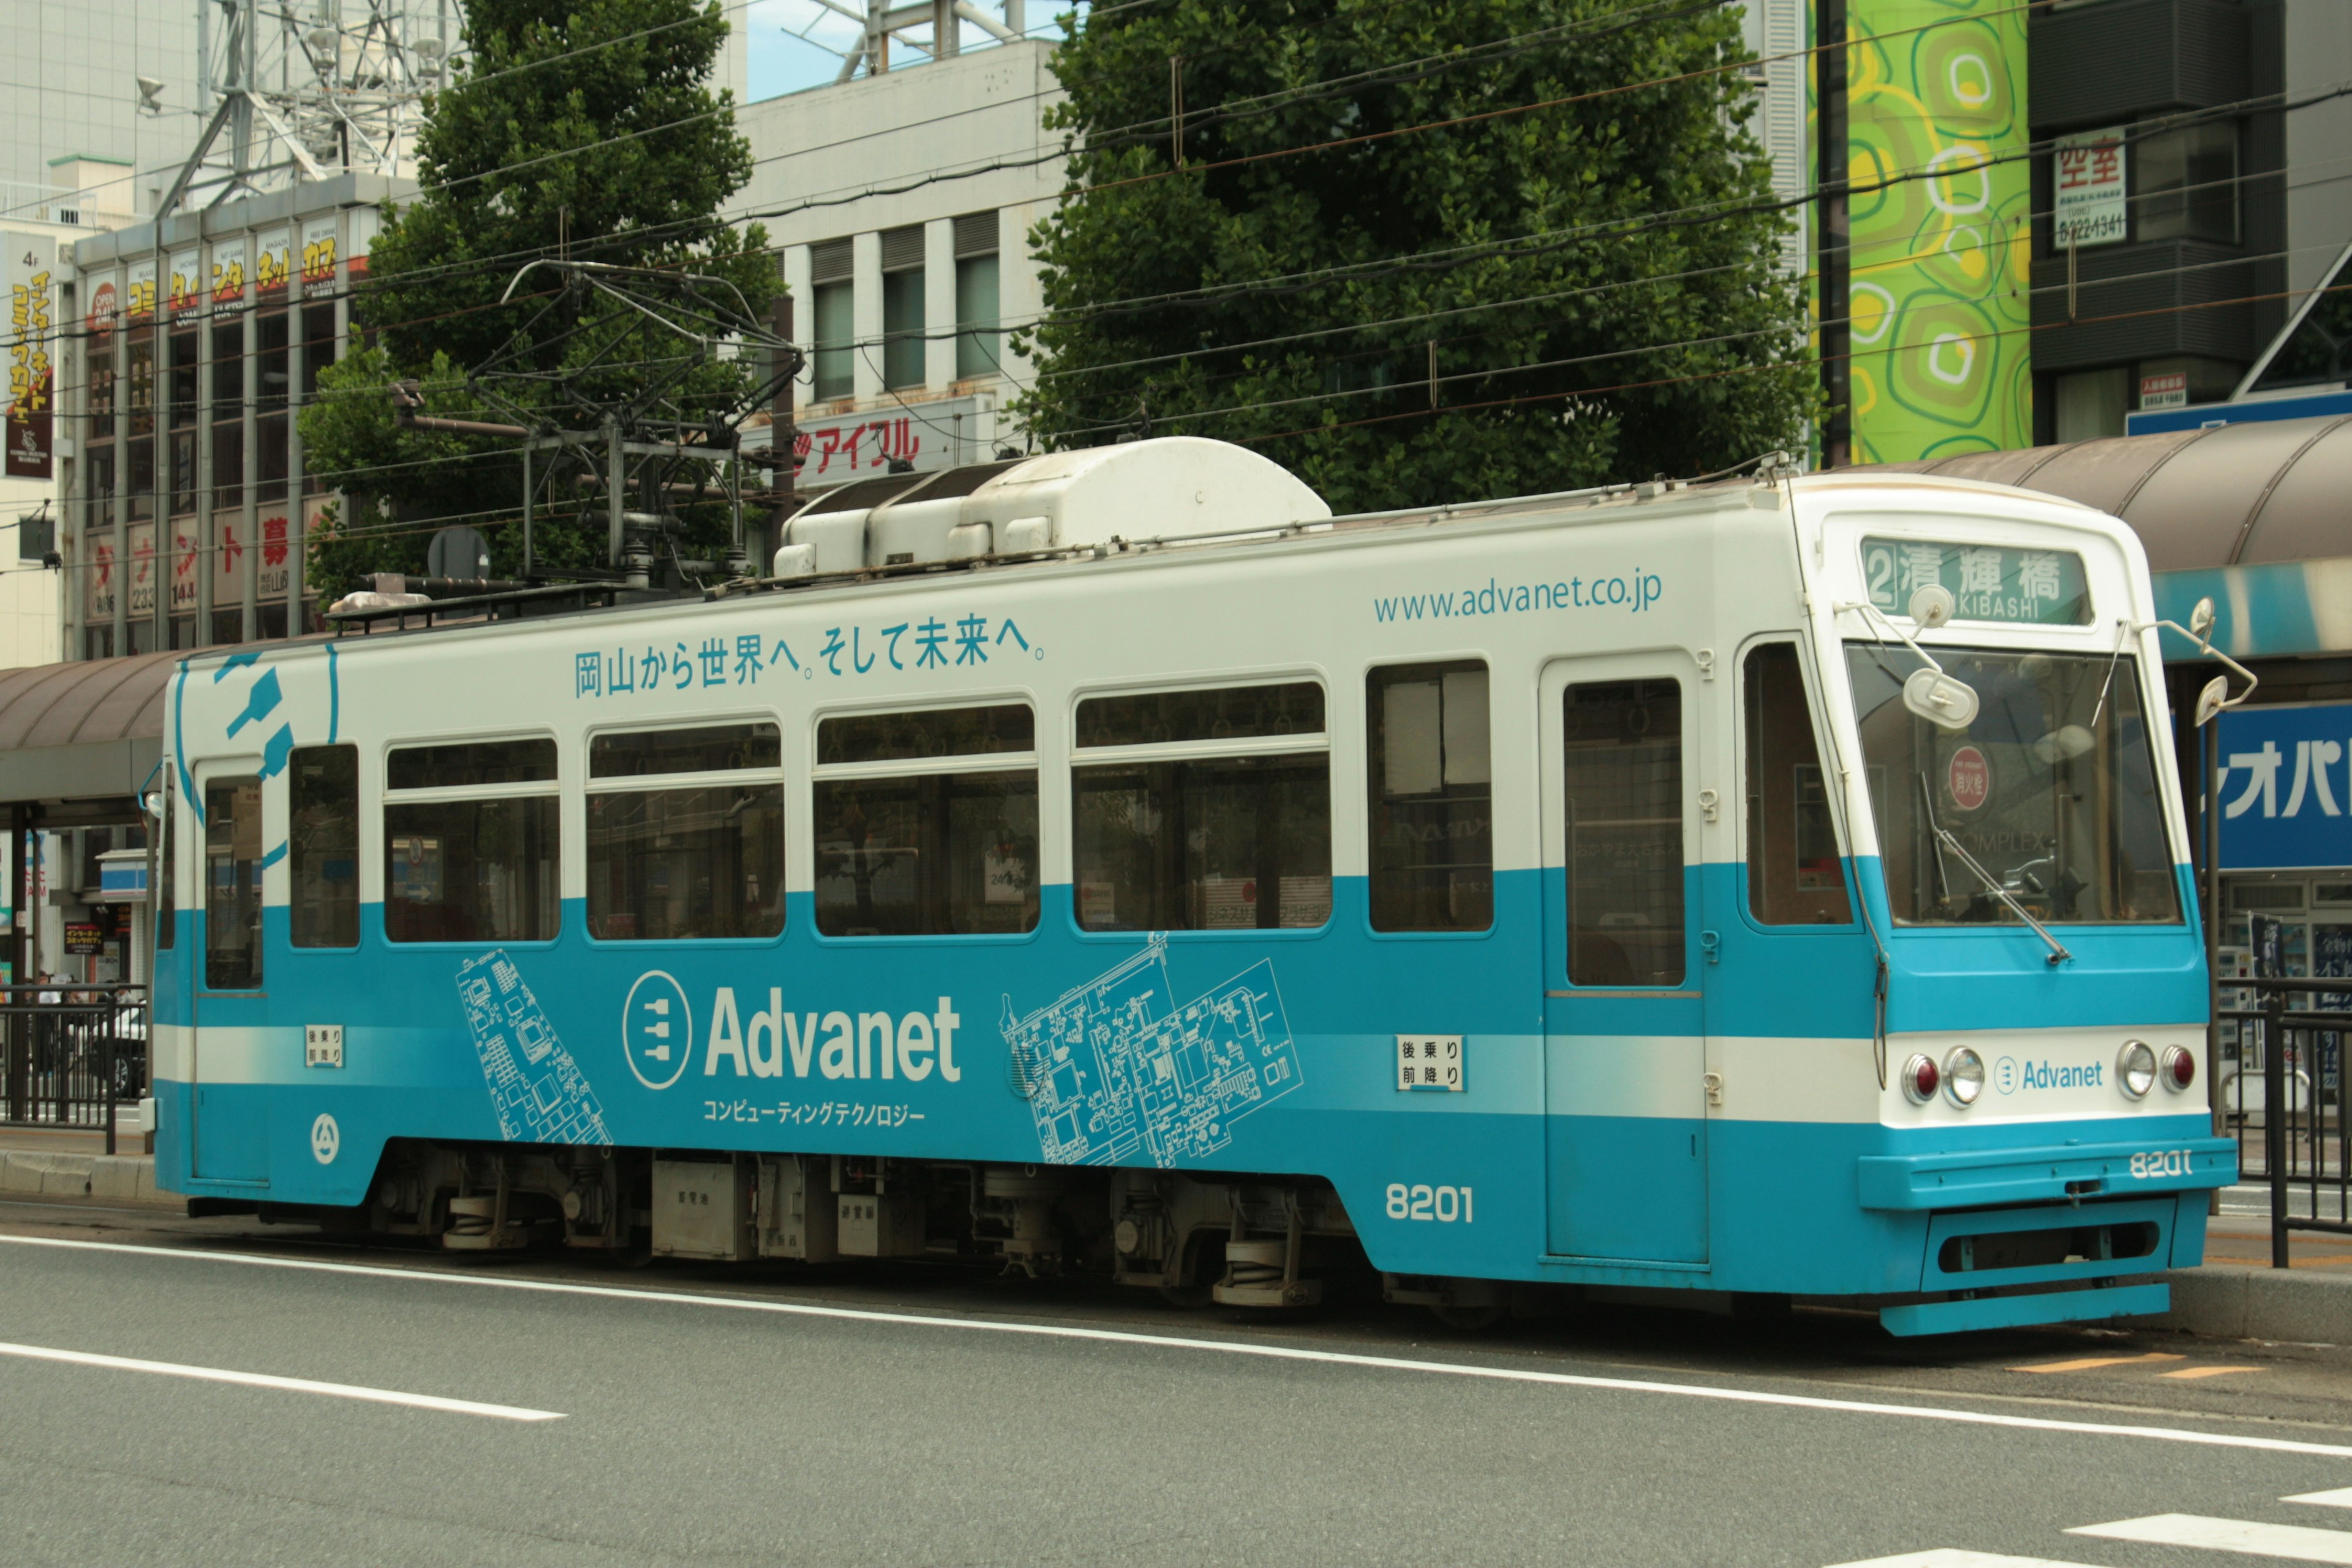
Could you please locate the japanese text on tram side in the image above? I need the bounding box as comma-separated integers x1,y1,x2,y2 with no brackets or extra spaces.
571,614,1035,698
703,1100,925,1128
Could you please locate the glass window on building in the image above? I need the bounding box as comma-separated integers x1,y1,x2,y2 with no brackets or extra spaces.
953,211,1001,381
2138,121,2239,245
880,225,925,391
811,238,853,402
211,320,244,514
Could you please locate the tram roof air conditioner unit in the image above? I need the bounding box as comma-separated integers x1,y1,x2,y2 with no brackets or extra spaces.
772,437,1331,579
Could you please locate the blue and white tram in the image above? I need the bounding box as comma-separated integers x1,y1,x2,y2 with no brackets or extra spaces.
151,438,2234,1333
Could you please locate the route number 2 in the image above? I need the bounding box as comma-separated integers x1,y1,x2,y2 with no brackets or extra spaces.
1387,1183,1472,1223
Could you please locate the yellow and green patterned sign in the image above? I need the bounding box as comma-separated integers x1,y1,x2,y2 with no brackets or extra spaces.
1829,0,2033,462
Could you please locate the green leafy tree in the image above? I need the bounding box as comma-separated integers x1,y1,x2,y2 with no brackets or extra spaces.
303,0,777,589
1019,0,1816,511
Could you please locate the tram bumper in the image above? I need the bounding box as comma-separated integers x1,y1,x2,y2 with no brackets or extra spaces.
1856,1136,2236,1336
1856,1135,2236,1212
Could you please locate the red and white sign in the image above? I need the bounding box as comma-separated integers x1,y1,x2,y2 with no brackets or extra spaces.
2139,371,2188,411
85,279,118,334
1947,746,1991,812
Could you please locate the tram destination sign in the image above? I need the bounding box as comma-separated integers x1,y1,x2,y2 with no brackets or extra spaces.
1861,538,2090,626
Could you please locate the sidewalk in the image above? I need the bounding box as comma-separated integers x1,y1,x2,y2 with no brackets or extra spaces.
0,1118,166,1204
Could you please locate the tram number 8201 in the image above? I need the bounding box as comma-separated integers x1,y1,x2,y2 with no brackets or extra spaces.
1386,1183,1473,1223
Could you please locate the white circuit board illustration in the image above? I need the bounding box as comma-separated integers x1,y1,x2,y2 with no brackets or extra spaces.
456,949,612,1145
1001,940,1302,1167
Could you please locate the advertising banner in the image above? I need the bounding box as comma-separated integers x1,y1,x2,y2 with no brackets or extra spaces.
1826,0,2033,463
127,521,158,618
127,257,157,321
256,227,293,297
301,215,340,287
2,231,56,479
2054,128,2128,248
349,206,380,277
2218,703,2352,871
211,238,249,309
168,249,203,318
170,517,201,616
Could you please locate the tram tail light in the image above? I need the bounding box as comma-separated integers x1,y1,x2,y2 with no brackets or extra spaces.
2160,1045,2196,1093
2118,1039,2157,1099
1942,1047,1985,1109
1901,1053,1940,1106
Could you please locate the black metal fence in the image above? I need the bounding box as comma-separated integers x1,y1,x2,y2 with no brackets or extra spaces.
0,984,148,1155
2218,974,2350,1267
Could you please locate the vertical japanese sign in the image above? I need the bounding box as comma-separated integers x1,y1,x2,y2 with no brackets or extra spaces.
2053,129,2127,249
168,249,203,319
170,516,201,616
127,521,158,617
126,257,158,323
255,228,293,298
257,503,291,600
214,510,249,608
347,206,380,278
301,216,339,287
1828,0,2033,463
3,232,57,479
211,238,249,308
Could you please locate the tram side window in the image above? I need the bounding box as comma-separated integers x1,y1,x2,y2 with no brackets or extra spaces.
589,723,785,940
290,744,360,947
1562,679,1684,986
1367,662,1493,931
204,776,262,989
814,705,1038,935
1743,645,1853,925
1072,682,1331,931
383,738,559,943
154,776,174,950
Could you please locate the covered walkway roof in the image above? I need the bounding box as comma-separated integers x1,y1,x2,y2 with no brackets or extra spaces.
1865,413,2352,659
0,648,179,818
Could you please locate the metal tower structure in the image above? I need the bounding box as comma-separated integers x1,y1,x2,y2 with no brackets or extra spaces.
812,0,1027,82
162,0,459,212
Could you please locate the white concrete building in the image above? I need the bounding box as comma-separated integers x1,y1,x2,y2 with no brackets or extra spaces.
736,24,1065,488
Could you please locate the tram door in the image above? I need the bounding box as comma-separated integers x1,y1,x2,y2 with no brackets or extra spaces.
189,763,268,1182
1539,654,1711,1264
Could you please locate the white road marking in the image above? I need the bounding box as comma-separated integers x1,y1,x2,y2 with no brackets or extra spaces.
4,1235,2350,1458
1827,1552,2097,1567
2291,1489,2352,1510
0,1339,564,1422
2069,1515,2352,1563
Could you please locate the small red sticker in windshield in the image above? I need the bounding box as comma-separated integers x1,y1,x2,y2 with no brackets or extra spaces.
1947,746,1991,812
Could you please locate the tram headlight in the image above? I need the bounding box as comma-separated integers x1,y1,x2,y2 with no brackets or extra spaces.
1901,1053,1940,1106
2117,1039,2158,1099
2160,1044,2196,1093
1942,1047,1985,1109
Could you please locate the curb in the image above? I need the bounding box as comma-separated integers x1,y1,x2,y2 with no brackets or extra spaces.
2155,1265,2352,1343
0,1150,166,1205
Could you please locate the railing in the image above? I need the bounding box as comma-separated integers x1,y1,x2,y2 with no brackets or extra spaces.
2217,975,2350,1267
0,984,149,1155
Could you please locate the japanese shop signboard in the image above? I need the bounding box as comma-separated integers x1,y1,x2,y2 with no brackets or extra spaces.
2054,128,2128,249
255,227,293,296
212,237,249,307
168,249,203,318
3,231,56,479
2218,702,2352,871
301,216,339,286
790,395,989,485
126,257,157,321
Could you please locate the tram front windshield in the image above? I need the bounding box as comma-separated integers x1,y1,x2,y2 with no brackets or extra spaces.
1844,644,2180,926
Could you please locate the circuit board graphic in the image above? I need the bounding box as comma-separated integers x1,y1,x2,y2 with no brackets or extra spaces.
456,949,612,1145
1001,940,1301,1167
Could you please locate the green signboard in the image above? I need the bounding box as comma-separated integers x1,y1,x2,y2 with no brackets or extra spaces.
1827,0,2034,462
1862,537,2090,625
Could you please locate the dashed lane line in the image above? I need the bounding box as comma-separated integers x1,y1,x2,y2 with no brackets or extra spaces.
2010,1353,2186,1374
5,1234,2352,1459
2070,1513,2352,1563
2162,1366,2267,1380
0,1340,566,1421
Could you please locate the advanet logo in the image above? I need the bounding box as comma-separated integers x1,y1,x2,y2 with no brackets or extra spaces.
1992,1055,2105,1094
624,974,964,1089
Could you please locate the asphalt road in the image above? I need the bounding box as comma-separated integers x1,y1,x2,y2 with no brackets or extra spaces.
5,1196,2352,1567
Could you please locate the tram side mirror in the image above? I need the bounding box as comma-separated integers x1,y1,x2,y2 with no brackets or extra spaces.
2194,674,2230,728
1908,583,1956,629
141,790,164,819
1903,666,1980,729
2190,595,2217,642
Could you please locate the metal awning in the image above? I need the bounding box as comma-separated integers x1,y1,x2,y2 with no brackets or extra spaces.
1864,413,2352,659
0,648,180,811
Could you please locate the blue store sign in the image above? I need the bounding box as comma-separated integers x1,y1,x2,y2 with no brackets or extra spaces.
2218,702,2352,870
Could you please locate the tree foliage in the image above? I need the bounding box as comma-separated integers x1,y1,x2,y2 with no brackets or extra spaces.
1019,0,1816,511
303,0,776,590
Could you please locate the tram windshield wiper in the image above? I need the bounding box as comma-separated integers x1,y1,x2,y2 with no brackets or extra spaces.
1916,778,2073,967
